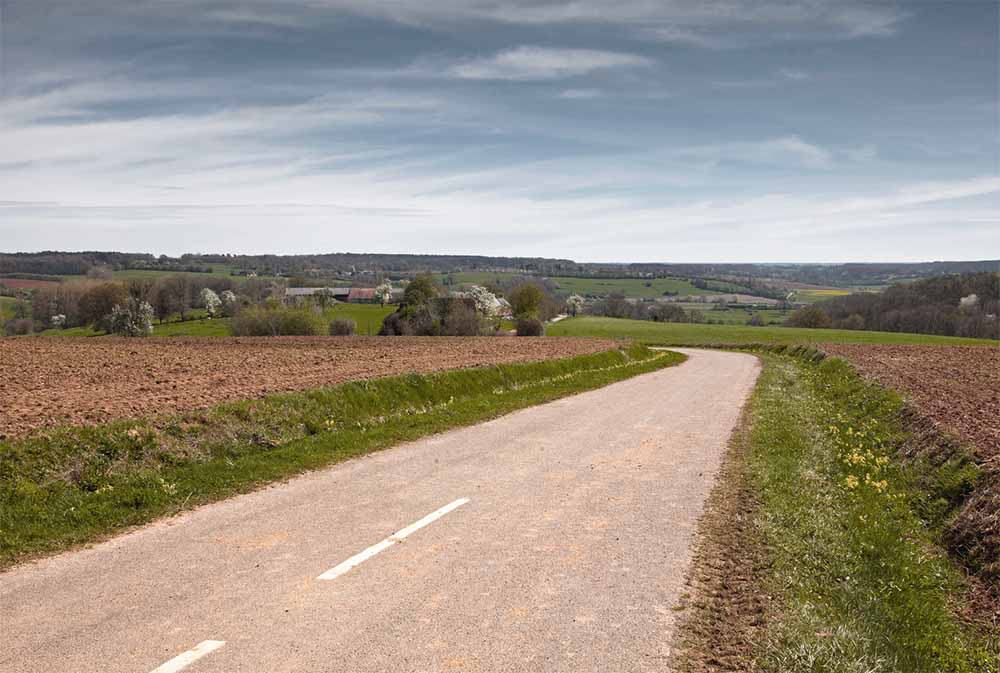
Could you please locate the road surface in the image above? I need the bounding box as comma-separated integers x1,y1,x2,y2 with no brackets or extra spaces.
0,348,760,673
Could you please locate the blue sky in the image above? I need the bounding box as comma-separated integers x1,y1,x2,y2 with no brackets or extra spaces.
0,0,997,262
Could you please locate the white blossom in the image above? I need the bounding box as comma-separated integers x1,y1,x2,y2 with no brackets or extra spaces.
109,298,154,337
374,281,394,305
566,294,584,316
200,288,221,317
468,285,502,317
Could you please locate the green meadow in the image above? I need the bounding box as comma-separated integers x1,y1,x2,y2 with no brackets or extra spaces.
546,315,996,346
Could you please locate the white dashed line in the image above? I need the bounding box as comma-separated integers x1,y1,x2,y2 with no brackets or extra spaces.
318,498,470,581
149,640,225,673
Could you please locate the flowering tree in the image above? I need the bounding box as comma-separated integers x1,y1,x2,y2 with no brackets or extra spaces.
219,290,238,317
200,288,221,317
566,294,584,316
468,285,501,317
109,298,154,337
50,314,66,329
374,282,394,306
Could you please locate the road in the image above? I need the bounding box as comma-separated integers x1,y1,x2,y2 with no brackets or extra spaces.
0,348,760,673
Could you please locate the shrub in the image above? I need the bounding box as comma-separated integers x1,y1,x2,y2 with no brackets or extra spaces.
230,304,325,336
785,304,832,329
378,311,412,336
3,318,35,335
516,317,544,336
441,300,484,336
109,297,154,337
329,317,356,336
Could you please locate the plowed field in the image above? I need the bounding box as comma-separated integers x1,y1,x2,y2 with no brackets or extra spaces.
0,336,616,439
821,344,1000,455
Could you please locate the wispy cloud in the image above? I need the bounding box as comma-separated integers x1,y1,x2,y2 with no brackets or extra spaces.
676,136,835,170
450,46,652,81
558,88,604,99
778,68,810,81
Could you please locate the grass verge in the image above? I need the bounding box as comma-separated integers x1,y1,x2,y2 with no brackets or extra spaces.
547,315,997,346
674,353,996,673
0,344,683,569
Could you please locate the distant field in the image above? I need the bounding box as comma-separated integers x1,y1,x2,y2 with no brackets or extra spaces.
437,272,739,298
679,303,792,325
53,264,270,282
547,315,997,346
793,288,851,303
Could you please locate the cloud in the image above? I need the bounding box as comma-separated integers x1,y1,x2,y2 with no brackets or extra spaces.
778,68,809,81
676,136,834,170
558,88,604,99
449,46,652,81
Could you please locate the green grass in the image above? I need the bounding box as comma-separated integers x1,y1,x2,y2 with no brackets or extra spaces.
54,264,268,282
678,303,793,326
547,315,997,346
0,296,16,323
0,345,683,567
437,272,748,298
323,303,397,335
745,353,995,672
153,318,232,336
545,276,730,298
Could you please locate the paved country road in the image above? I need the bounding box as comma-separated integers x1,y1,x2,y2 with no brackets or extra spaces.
0,349,760,673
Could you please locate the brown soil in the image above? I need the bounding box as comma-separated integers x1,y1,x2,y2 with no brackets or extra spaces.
820,344,1000,457
670,400,771,672
0,336,616,439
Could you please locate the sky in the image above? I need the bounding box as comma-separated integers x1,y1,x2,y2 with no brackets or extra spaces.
0,0,997,263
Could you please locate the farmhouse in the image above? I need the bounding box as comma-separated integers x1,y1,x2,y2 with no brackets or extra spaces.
283,287,350,304
283,286,392,305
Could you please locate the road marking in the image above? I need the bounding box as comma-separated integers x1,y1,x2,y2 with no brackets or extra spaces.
149,640,225,673
318,498,470,581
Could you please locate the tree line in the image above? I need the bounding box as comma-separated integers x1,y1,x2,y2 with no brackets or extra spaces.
785,272,999,339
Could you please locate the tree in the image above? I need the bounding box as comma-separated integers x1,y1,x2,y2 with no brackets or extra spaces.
468,285,501,317
109,297,154,337
508,283,543,319
200,288,221,317
150,275,192,322
374,282,394,306
785,304,832,329
313,287,336,310
219,290,238,317
79,282,128,332
566,294,584,316
403,275,438,306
